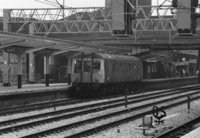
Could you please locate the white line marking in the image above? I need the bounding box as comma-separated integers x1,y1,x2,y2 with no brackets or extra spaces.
163,113,180,120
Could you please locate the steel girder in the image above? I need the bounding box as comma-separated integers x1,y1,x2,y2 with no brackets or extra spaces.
4,5,200,40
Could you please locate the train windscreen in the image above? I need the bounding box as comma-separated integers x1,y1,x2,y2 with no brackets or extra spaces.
83,60,91,73
74,58,100,73
83,59,100,73
74,59,82,73
92,59,100,73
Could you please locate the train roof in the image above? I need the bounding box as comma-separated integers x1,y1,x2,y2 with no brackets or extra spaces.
73,52,141,62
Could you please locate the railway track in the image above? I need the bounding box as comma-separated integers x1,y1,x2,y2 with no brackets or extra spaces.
155,114,200,138
0,84,199,116
0,84,199,128
0,85,200,137
20,95,200,138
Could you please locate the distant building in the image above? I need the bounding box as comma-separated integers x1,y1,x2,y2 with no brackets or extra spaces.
105,0,111,7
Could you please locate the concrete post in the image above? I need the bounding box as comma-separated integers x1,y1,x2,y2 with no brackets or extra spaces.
67,56,72,85
3,51,11,86
17,54,23,88
198,49,200,83
45,55,50,86
29,52,35,83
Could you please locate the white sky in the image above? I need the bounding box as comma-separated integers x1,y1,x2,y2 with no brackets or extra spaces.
0,0,172,17
0,0,105,9
0,0,172,9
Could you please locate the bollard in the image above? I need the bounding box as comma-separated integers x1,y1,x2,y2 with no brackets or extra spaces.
46,74,49,87
142,117,146,136
187,96,190,113
18,74,22,88
125,95,128,108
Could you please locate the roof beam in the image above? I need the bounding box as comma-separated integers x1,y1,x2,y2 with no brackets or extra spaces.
0,32,133,52
51,46,81,56
0,39,27,48
26,43,58,53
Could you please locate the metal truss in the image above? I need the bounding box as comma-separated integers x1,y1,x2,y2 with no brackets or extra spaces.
4,5,200,37
7,7,112,34
134,5,177,31
32,20,112,35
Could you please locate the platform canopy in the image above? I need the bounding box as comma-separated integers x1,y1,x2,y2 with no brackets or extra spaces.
0,31,133,55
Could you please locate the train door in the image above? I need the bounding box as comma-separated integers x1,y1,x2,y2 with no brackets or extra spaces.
104,60,109,83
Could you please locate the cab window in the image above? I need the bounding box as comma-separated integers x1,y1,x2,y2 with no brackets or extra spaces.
83,60,91,73
74,59,82,73
93,59,100,73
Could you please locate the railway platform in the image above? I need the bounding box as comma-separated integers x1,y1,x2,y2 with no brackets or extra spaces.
181,127,200,138
0,83,70,96
0,83,71,108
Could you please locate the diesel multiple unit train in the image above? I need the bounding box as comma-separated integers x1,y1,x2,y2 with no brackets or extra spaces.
70,52,143,97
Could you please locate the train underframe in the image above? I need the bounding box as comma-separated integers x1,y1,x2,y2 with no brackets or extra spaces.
70,81,141,98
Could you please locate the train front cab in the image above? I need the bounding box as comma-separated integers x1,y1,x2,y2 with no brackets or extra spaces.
71,54,105,93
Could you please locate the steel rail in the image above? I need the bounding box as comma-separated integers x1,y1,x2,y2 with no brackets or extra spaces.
21,95,200,138
0,85,199,129
0,84,198,116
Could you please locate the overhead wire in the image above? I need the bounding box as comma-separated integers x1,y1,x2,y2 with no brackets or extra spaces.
34,0,60,8
55,0,64,9
45,0,60,5
45,0,72,8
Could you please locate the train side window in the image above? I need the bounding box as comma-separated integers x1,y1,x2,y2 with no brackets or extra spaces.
121,63,123,72
152,64,156,72
135,64,138,75
124,63,126,72
132,65,134,72
108,62,110,72
117,63,119,72
105,61,109,73
113,62,115,72
148,65,151,73
129,63,131,72
125,63,127,72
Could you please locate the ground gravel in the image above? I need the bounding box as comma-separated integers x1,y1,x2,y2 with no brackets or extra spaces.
1,87,200,138
86,99,200,138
